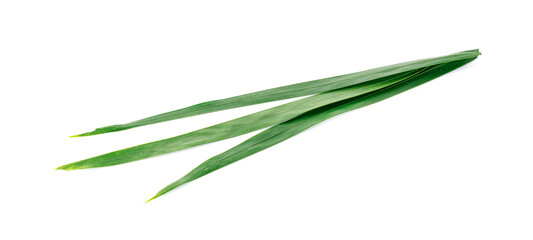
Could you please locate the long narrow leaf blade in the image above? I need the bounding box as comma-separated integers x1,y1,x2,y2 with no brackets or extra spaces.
57,69,422,170
147,56,478,201
73,50,479,137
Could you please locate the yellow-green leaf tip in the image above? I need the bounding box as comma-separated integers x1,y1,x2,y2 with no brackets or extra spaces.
55,163,78,171
145,195,159,203
69,131,97,138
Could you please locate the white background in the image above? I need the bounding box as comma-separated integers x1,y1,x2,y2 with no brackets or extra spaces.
1,0,532,239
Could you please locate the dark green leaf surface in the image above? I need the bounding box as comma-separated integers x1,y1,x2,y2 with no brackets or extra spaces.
147,57,478,201
73,50,479,137
57,69,422,170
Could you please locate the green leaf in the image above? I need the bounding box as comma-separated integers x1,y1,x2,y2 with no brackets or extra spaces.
57,69,423,170
147,57,478,201
72,50,479,137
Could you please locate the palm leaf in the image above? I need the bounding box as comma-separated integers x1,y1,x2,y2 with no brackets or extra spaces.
147,57,477,201
72,50,479,137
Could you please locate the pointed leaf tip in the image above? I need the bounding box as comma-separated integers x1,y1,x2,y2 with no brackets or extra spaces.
55,163,78,171
145,195,159,203
69,131,97,138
